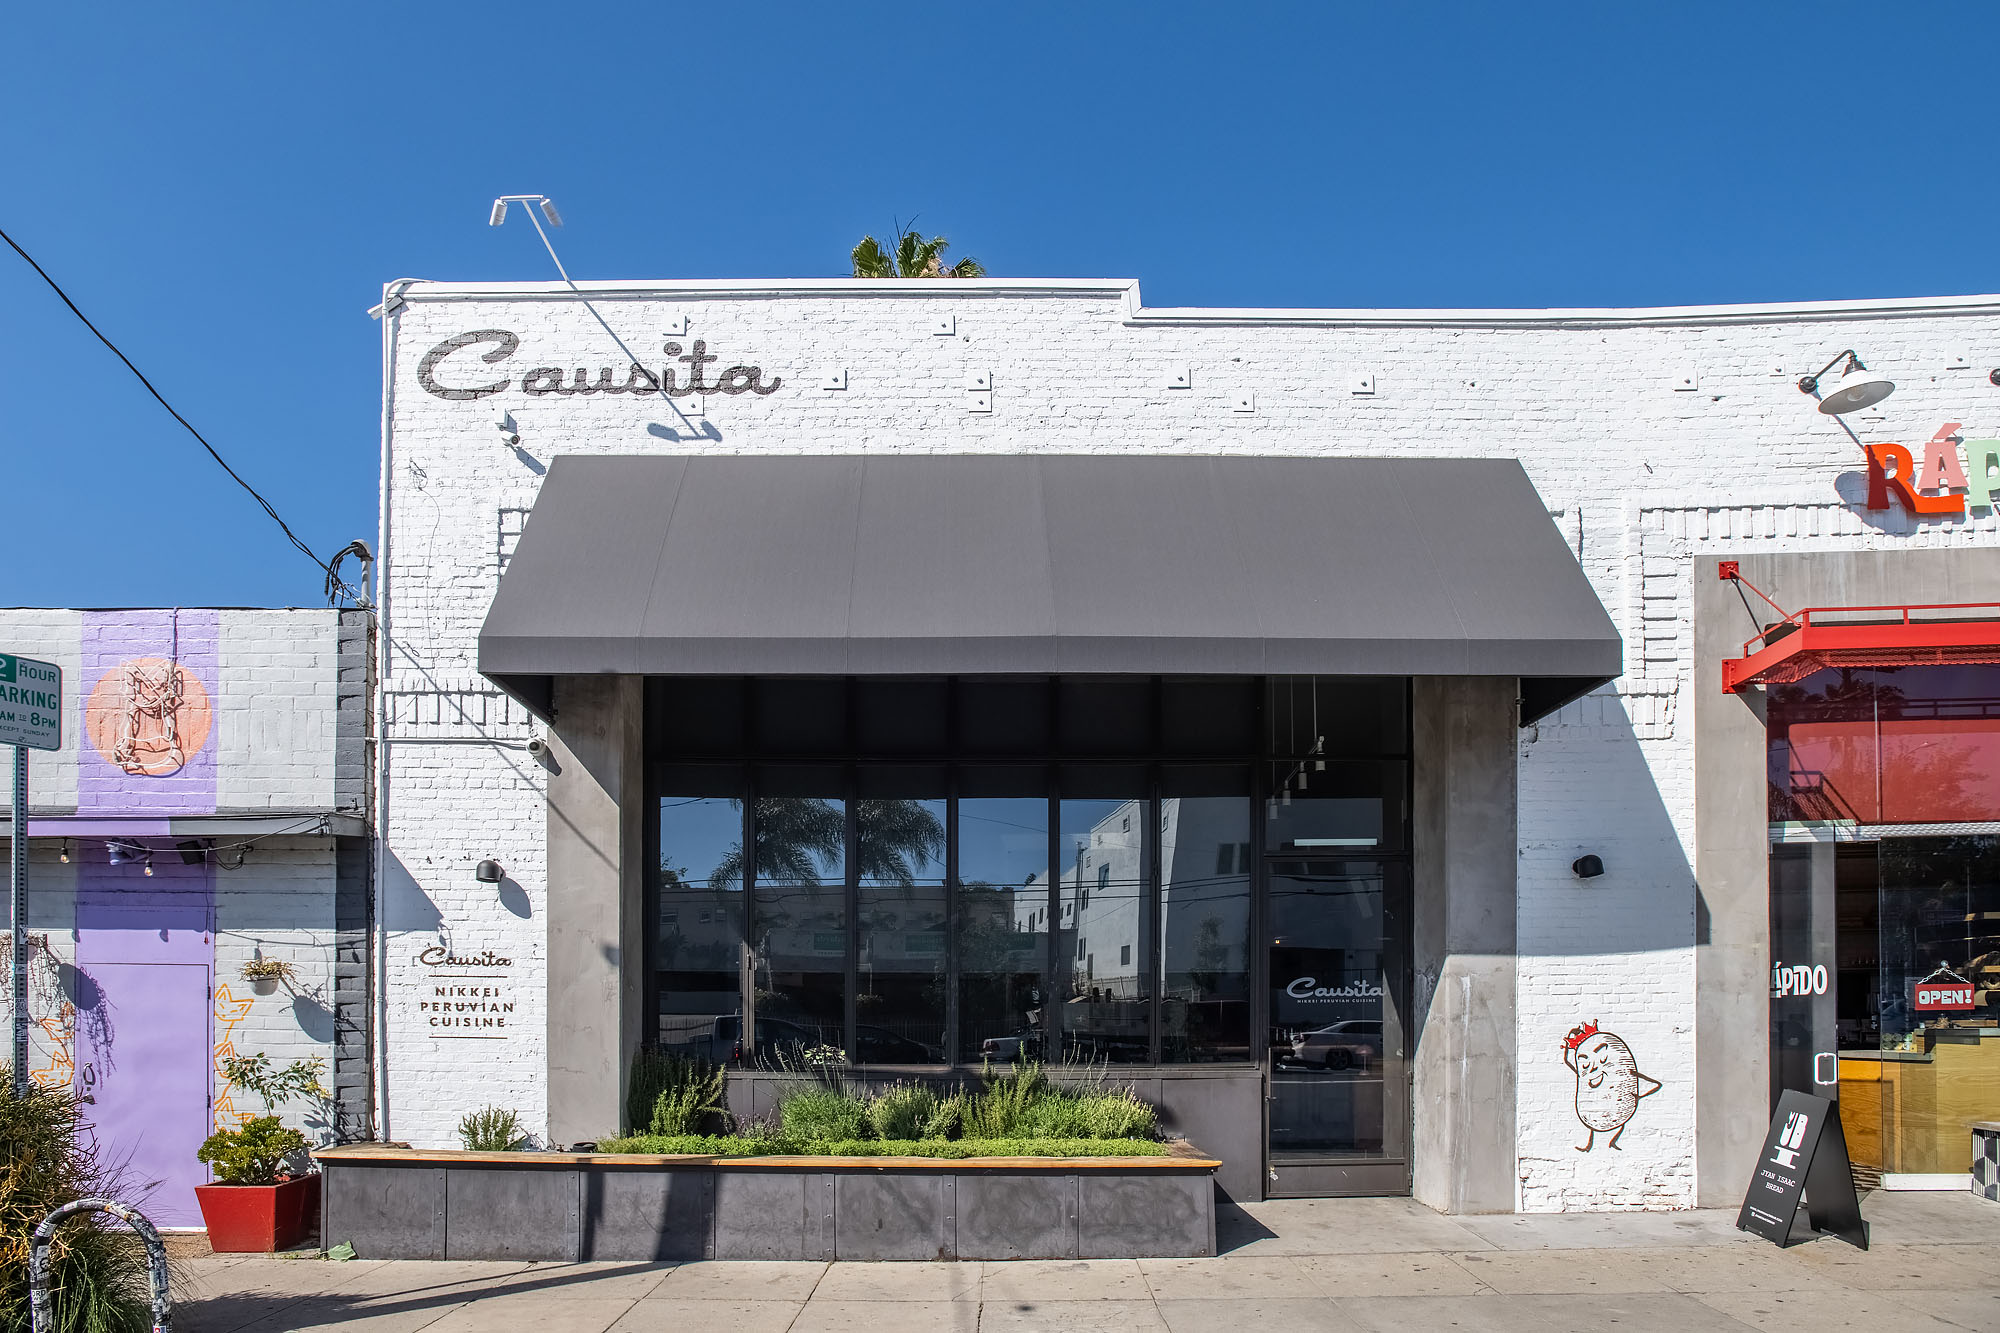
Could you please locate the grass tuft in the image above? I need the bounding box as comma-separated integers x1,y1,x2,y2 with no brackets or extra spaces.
1,1079,160,1333
591,1133,1169,1159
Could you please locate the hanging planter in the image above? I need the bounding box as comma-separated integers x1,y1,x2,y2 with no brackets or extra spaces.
240,957,295,997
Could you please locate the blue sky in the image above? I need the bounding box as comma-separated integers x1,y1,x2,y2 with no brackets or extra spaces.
5,3,1997,608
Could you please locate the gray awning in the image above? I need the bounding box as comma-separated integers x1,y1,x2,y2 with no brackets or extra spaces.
478,454,1621,723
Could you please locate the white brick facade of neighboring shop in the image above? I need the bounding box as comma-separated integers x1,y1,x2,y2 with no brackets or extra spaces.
376,280,2000,1206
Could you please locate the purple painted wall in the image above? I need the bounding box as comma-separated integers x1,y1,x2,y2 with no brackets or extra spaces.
77,609,219,816
74,845,214,1228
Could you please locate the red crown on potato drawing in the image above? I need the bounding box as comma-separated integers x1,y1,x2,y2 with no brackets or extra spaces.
1564,1021,1600,1053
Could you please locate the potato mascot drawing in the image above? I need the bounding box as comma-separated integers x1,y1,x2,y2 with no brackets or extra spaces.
1563,1021,1660,1151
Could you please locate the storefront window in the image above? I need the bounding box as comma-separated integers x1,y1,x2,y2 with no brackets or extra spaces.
646,675,1411,1077
751,789,845,1060
1159,793,1251,1062
1266,762,1407,854
1772,836,2000,1182
1269,676,1407,758
1058,796,1149,1062
856,794,947,1065
1860,837,2000,1176
955,795,1047,1063
657,795,745,1056
1768,665,2000,825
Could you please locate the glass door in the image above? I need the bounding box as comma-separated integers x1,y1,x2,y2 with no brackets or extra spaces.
1265,859,1411,1196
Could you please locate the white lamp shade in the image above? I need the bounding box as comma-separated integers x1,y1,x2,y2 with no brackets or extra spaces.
1818,366,1895,415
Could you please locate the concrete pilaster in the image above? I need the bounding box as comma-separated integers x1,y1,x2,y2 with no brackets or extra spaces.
545,676,645,1146
1411,676,1519,1213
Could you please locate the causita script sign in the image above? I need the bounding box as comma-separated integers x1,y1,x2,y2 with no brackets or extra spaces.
417,329,782,401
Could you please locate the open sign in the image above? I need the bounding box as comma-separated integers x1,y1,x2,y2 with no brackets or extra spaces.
1913,982,1975,1012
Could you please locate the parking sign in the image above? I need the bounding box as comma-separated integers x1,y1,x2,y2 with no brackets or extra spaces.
0,654,62,750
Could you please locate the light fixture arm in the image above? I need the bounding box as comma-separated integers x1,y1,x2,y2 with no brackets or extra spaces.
1798,349,1861,397
491,195,572,286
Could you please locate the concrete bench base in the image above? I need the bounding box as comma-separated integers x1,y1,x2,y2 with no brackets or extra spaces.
315,1147,1219,1261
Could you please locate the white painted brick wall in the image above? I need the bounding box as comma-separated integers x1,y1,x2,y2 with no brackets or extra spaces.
379,281,2000,1202
0,609,352,818
217,613,343,813
213,836,341,1139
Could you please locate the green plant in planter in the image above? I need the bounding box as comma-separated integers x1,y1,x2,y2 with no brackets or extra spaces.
864,1082,939,1140
458,1106,526,1151
219,1053,328,1118
963,1060,1049,1138
197,1117,309,1186
778,1085,867,1142
627,1048,728,1135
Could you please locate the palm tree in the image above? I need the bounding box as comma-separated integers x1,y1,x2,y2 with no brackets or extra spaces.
711,798,843,890
856,799,944,886
708,797,944,889
851,224,985,278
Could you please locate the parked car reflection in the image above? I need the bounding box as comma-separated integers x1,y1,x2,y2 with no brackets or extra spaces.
1289,1019,1383,1071
669,1014,940,1065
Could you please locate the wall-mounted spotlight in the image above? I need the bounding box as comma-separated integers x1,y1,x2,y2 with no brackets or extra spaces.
475,859,506,884
1989,369,2000,388
489,195,563,229
177,840,210,866
105,841,134,866
1572,854,1605,880
489,195,574,284
1798,350,1895,415
496,408,520,448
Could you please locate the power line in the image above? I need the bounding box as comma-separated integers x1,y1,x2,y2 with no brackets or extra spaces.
0,223,332,580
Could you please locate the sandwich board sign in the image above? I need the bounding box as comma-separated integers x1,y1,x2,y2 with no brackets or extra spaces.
1737,1089,1868,1249
0,654,61,751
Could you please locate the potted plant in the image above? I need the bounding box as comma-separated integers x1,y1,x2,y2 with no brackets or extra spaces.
194,1055,327,1251
240,954,296,997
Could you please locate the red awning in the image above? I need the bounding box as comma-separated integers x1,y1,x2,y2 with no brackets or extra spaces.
1722,601,2000,692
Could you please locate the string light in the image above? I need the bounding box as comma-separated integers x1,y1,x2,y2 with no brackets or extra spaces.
142,855,154,877
57,841,69,864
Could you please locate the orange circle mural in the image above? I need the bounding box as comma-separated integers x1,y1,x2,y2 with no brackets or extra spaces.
85,659,213,777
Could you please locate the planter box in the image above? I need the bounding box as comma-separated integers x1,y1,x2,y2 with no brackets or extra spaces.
315,1146,1217,1261
195,1174,321,1252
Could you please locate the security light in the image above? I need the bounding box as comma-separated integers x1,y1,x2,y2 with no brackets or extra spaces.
1572,854,1605,880
475,859,506,884
1799,351,1894,415
488,195,575,284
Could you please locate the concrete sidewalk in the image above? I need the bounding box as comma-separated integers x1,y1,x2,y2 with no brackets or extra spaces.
177,1190,2000,1332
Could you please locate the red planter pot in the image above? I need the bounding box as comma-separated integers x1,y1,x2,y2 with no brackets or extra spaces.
194,1174,321,1253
